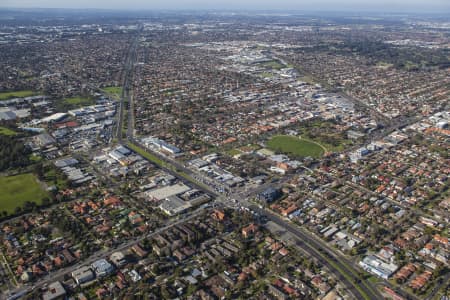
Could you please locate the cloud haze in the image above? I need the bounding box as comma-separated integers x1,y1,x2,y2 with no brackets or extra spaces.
1,0,449,12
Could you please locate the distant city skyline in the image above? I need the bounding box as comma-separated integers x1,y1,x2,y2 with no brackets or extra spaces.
1,0,450,13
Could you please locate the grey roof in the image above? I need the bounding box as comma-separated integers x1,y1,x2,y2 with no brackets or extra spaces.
0,111,16,120
146,183,191,201
42,281,66,300
91,259,114,276
54,157,79,168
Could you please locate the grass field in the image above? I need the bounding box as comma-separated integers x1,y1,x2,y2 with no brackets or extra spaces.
267,135,325,158
102,86,123,98
239,144,261,151
376,61,394,69
56,96,95,111
0,90,36,101
0,127,17,136
261,60,285,70
63,96,94,106
260,72,274,78
29,154,43,162
227,149,242,157
0,173,48,215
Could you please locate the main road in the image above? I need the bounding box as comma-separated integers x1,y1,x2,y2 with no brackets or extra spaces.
125,138,383,299
124,126,383,299
250,204,383,300
52,23,383,300
5,23,384,300
5,208,206,300
116,25,142,143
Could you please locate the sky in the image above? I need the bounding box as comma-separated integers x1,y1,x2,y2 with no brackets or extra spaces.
1,0,449,13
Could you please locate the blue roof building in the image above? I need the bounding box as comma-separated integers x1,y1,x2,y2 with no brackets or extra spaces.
258,187,281,204
91,259,114,277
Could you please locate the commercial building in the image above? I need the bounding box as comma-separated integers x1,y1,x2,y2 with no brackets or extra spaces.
141,136,181,154
159,195,192,216
358,255,398,279
33,133,56,147
72,266,95,285
54,157,79,168
42,281,66,300
91,259,115,277
110,251,126,267
146,183,191,201
258,187,282,204
0,108,17,121
41,112,68,123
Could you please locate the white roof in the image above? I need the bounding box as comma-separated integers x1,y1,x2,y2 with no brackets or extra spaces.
146,183,191,201
41,112,68,122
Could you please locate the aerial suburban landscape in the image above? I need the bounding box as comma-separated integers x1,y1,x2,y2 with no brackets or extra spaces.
0,2,449,300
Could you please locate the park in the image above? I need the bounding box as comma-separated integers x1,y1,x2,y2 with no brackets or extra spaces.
267,135,326,158
0,173,48,216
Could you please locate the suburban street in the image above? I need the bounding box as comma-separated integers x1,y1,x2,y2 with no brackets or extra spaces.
1,12,448,300
5,207,206,299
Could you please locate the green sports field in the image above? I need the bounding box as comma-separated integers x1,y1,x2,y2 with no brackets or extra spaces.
0,90,36,101
267,135,325,158
260,60,285,70
63,96,94,106
0,173,48,215
56,96,95,111
102,86,123,98
0,127,17,136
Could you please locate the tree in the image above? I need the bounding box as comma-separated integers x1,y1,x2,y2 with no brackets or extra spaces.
42,197,50,207
152,264,161,276
34,162,44,179
0,135,32,171
160,286,171,299
185,284,197,296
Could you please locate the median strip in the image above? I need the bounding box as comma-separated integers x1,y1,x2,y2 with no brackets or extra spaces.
126,142,213,192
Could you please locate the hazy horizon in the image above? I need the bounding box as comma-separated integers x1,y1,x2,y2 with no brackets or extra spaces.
1,0,450,13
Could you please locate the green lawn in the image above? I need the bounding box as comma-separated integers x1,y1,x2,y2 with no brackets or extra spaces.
404,61,420,71
298,75,316,84
0,90,36,101
0,127,17,136
43,167,68,190
127,143,166,166
63,96,94,106
240,144,261,151
102,86,123,98
227,149,242,157
0,173,48,215
260,72,274,78
56,96,95,111
376,61,394,69
29,154,42,162
261,60,285,70
267,135,325,158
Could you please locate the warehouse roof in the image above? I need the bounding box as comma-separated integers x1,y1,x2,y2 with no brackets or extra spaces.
146,183,191,201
